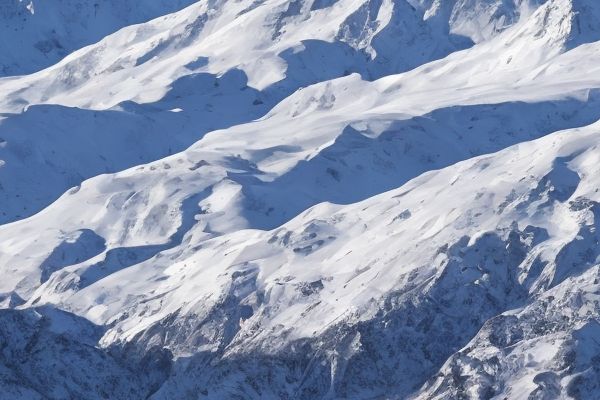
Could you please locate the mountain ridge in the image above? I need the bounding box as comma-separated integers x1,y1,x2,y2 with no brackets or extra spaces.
1,0,600,398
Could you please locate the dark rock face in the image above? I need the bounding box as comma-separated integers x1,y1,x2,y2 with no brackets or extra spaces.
0,306,165,400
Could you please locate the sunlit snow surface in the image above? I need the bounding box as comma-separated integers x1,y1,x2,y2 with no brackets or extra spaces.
2,0,600,399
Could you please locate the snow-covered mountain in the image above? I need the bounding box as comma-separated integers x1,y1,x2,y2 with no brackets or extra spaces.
1,0,600,398
0,0,199,76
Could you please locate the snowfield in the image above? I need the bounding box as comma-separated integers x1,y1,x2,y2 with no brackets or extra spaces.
1,0,600,399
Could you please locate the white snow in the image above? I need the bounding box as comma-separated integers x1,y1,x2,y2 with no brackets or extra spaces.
2,0,600,398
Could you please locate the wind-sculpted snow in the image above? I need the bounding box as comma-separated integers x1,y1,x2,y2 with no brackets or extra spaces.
0,69,272,224
2,0,594,113
15,118,600,399
2,0,600,398
0,0,466,112
0,0,598,225
3,21,600,296
0,0,465,223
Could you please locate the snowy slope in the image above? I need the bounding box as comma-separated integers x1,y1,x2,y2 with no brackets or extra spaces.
0,0,598,225
0,70,268,224
0,0,471,224
0,0,198,76
3,0,600,298
19,111,600,400
1,0,596,226
1,0,600,398
0,0,463,112
5,0,592,112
